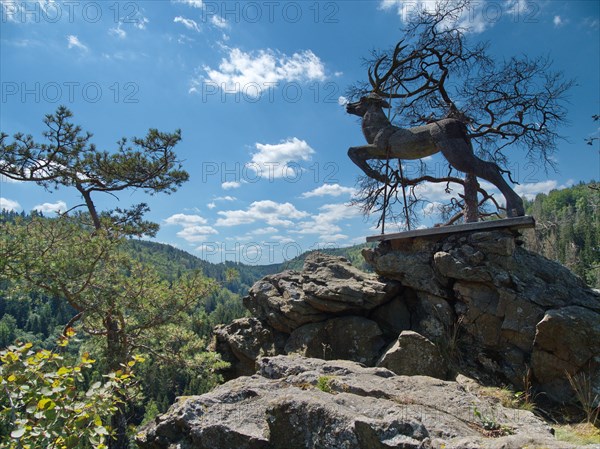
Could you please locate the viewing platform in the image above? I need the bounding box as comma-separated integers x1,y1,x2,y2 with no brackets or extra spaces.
366,216,536,243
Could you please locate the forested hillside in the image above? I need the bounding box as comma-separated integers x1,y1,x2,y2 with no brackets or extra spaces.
524,182,600,288
128,240,282,292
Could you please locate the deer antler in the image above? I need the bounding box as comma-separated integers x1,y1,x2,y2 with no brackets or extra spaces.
368,41,408,93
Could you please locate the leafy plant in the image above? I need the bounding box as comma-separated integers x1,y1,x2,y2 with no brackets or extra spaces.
0,334,140,449
472,406,500,431
316,376,333,394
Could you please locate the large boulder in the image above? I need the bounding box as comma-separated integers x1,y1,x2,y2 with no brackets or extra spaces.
284,316,386,366
377,331,446,379
244,252,399,334
137,356,573,449
531,306,600,402
211,317,287,379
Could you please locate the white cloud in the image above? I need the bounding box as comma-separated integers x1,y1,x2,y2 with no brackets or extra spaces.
207,196,237,209
396,178,568,211
583,17,599,30
1,0,57,23
379,0,490,33
553,15,564,27
67,35,88,51
514,180,561,200
247,138,315,179
216,200,308,227
301,184,356,198
109,24,127,39
248,226,279,235
506,0,533,19
3,39,35,47
422,201,443,216
293,203,362,241
338,96,349,106
135,16,149,30
174,16,200,32
222,181,241,190
201,48,326,97
36,0,56,13
0,197,21,211
268,235,296,244
1,0,19,22
172,0,203,7
0,173,21,183
33,200,66,214
412,180,463,202
176,225,218,243
164,213,208,226
211,15,229,29
164,213,218,243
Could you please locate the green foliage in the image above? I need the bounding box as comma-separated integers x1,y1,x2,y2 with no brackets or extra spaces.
0,316,17,349
0,215,217,364
316,376,333,393
0,335,138,449
478,386,536,413
472,406,501,432
524,181,600,287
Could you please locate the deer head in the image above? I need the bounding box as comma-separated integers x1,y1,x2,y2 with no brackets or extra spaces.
346,93,391,117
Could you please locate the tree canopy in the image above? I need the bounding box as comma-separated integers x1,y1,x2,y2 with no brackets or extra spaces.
0,106,188,234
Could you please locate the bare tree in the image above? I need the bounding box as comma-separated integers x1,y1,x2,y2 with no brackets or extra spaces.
347,0,573,228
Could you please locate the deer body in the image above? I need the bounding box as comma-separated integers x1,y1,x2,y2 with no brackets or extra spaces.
347,95,525,218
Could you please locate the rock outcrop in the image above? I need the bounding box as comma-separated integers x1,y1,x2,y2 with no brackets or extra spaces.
243,252,399,334
365,229,600,403
213,231,600,405
137,356,574,449
213,253,400,378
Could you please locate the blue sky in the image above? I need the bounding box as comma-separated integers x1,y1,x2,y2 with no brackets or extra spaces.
1,0,599,264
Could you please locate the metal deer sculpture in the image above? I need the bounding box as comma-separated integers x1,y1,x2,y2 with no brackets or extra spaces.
346,93,525,218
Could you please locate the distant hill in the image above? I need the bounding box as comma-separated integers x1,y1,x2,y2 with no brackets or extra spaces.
127,239,281,295
274,243,375,272
127,239,374,294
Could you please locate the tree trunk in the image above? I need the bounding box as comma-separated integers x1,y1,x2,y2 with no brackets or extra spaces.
110,405,129,449
464,173,480,222
79,188,102,230
106,315,130,449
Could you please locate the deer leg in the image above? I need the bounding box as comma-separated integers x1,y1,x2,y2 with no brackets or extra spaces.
440,138,524,217
478,163,524,217
348,145,391,184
